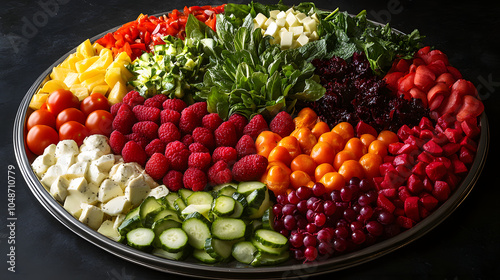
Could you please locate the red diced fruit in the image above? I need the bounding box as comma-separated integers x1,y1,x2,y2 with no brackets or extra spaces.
460,136,477,152
356,121,378,137
432,181,451,201
377,194,396,213
423,140,443,156
452,159,468,174
407,174,424,194
459,146,475,164
425,162,448,181
444,128,463,143
419,194,439,211
419,117,434,130
404,196,420,222
397,186,411,201
397,143,419,155
411,161,427,177
388,142,404,155
396,215,415,229
397,125,413,141
442,143,461,156
417,151,435,164
379,188,397,199
379,162,395,177
437,113,456,129
461,118,480,139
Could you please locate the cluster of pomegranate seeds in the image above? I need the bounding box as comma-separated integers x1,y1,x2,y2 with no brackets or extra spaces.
274,179,403,262
309,52,429,132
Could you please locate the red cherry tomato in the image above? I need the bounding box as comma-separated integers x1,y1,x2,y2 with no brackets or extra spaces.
46,89,79,115
56,108,86,130
80,93,110,116
59,121,89,146
26,109,56,130
26,125,59,155
85,110,113,137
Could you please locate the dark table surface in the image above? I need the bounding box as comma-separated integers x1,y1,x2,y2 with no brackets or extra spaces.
1,0,499,279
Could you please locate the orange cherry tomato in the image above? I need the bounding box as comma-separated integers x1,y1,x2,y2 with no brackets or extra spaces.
338,160,365,182
377,130,399,146
368,140,388,159
267,161,292,176
268,146,293,167
290,170,313,190
277,136,302,158
344,138,367,159
293,107,317,130
310,141,336,165
332,122,354,142
293,127,317,155
264,165,291,196
311,121,330,139
317,131,344,153
360,133,376,149
319,172,345,192
290,154,317,177
333,150,356,171
256,131,282,158
314,163,335,182
359,153,383,178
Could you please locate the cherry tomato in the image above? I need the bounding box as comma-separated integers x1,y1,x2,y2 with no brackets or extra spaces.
26,125,59,155
56,108,86,130
27,109,56,130
59,121,89,146
80,93,110,116
85,110,113,137
46,89,79,115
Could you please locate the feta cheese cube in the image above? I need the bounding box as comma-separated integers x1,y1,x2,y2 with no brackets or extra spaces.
264,17,275,28
254,13,268,28
276,11,286,19
302,17,317,33
295,12,307,23
97,219,121,241
124,175,151,207
275,17,286,28
148,184,169,199
98,179,123,203
297,33,310,46
269,10,280,19
80,135,111,155
32,152,56,178
79,203,104,230
50,175,70,203
109,162,142,187
280,31,294,49
55,140,79,158
285,12,299,27
101,196,132,216
63,195,84,218
86,163,108,186
66,161,89,179
41,165,64,189
55,155,76,173
67,177,98,205
264,22,279,37
289,26,304,37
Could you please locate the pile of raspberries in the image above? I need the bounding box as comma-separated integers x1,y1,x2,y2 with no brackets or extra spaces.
108,91,294,192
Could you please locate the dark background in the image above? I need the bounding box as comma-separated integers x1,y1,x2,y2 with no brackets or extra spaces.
1,0,499,279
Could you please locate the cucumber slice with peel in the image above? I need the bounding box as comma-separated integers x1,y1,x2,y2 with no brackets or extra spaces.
158,227,188,253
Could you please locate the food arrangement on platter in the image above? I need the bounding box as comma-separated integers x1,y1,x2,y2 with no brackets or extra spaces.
24,1,485,268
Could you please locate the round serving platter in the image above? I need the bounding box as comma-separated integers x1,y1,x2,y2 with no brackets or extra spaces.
13,7,489,279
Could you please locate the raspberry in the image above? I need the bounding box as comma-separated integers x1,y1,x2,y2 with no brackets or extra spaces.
112,104,136,134
183,168,207,191
181,134,194,147
132,121,159,140
202,113,223,132
189,143,209,153
179,108,200,134
145,153,170,181
145,139,166,157
232,154,268,182
158,122,181,144
188,102,208,119
214,121,237,147
109,130,126,154
110,102,123,117
163,170,184,191
208,160,232,186
160,109,181,126
125,133,149,149
192,127,215,151
144,94,168,109
188,152,211,171
121,140,147,166
162,98,187,112
235,135,257,159
228,113,248,138
122,91,145,107
270,111,294,138
132,105,161,123
243,114,269,140
212,147,237,166
164,141,190,172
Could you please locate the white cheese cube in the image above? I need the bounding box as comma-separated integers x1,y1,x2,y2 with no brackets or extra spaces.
254,13,268,28
109,162,142,187
295,12,307,23
92,154,116,173
32,153,56,178
79,203,104,230
285,11,299,27
297,33,310,46
310,30,319,40
275,17,286,28
63,195,84,218
148,184,169,199
101,196,132,216
289,26,304,37
302,17,317,33
264,17,275,28
66,161,89,179
276,11,286,19
40,165,64,189
97,219,121,241
80,134,110,154
50,175,70,203
113,214,126,230
280,31,294,49
264,22,279,38
55,140,79,158
67,177,98,205
311,13,320,23
55,155,76,173
124,175,151,207
269,10,280,19
86,163,108,186
98,179,123,203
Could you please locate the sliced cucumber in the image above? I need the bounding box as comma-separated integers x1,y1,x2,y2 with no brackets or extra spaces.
124,206,140,220
178,188,194,204
152,247,190,261
117,215,141,236
237,181,266,196
245,189,266,209
162,192,180,210
251,237,288,256
212,184,237,197
181,204,211,220
228,199,245,218
232,241,258,265
152,217,182,247
193,248,219,264
186,191,214,206
153,208,181,223
212,195,236,217
254,229,288,248
173,197,187,213
250,250,290,266
205,238,233,261
158,228,188,253
261,207,274,230
231,192,248,208
211,217,246,241
247,188,271,219
139,196,164,228
182,212,211,250
126,228,155,251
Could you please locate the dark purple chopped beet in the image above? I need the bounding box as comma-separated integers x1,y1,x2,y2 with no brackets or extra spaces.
309,52,429,132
